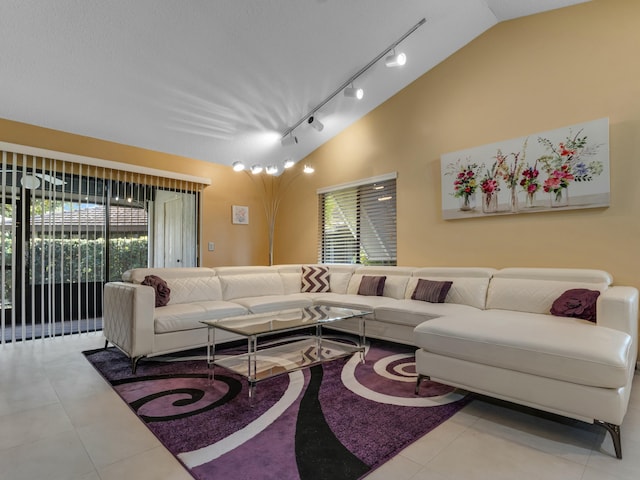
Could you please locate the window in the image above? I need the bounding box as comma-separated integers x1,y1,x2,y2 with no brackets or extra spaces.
1,146,207,342
318,174,397,265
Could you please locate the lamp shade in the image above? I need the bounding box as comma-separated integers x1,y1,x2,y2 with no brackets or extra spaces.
232,161,245,171
281,134,298,147
308,115,324,132
344,86,364,99
385,51,406,67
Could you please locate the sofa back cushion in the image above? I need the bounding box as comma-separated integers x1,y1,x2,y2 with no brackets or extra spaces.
348,267,414,299
165,276,223,305
123,267,216,284
326,265,356,293
407,268,496,309
219,272,285,300
487,268,611,314
275,264,356,294
275,265,303,294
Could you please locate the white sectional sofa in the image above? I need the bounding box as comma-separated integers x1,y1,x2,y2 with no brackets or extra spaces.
102,264,638,458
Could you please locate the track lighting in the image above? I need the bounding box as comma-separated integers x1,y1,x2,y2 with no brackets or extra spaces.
232,161,245,171
344,86,364,100
307,115,324,132
283,159,295,169
250,165,263,174
266,165,279,175
279,18,425,146
385,51,407,67
281,134,298,147
303,165,315,174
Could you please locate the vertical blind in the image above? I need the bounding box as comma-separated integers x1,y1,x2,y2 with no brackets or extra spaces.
318,173,397,265
1,148,207,343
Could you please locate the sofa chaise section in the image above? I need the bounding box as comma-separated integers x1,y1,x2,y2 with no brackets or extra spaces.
413,268,639,459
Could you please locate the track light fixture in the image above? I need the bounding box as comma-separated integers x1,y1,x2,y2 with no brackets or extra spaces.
250,165,263,174
385,50,407,67
283,158,295,169
281,133,298,147
232,161,245,172
265,165,279,175
303,165,315,174
307,115,324,132
280,17,425,144
344,85,364,99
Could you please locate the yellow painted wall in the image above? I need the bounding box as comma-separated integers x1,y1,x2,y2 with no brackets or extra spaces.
276,0,640,292
0,118,272,267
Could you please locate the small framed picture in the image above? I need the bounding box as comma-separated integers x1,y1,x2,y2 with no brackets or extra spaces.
232,205,249,224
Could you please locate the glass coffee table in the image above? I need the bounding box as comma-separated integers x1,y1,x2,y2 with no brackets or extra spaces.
201,305,370,397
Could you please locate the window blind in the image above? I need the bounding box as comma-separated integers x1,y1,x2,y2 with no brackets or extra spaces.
1,148,207,343
318,174,397,265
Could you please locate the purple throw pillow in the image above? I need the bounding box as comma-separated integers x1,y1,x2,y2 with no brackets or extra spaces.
141,275,171,307
358,275,386,296
411,279,453,303
550,288,600,322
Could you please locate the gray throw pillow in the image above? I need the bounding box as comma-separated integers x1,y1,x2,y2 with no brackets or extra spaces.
411,279,453,303
358,275,386,296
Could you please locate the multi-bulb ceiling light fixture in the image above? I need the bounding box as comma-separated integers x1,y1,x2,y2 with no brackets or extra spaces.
232,17,426,175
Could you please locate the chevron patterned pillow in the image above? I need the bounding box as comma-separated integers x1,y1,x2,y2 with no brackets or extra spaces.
301,266,330,293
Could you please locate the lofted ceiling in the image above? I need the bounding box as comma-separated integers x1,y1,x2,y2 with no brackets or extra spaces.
0,0,589,170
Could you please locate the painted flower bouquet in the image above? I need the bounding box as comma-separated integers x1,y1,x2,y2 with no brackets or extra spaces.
446,161,479,211
520,162,540,207
537,130,603,206
480,161,501,213
497,147,525,213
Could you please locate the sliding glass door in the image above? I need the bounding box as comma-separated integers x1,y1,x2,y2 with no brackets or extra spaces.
1,151,202,343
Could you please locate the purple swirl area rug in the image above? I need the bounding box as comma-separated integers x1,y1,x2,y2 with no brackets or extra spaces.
84,338,470,480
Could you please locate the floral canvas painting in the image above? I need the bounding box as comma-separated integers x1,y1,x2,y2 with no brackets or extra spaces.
440,118,610,220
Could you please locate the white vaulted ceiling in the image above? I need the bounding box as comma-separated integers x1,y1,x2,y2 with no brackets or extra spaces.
0,0,588,169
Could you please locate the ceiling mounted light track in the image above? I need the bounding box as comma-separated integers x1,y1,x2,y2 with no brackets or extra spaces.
280,17,426,143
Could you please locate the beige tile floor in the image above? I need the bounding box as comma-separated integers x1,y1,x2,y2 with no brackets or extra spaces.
0,333,638,480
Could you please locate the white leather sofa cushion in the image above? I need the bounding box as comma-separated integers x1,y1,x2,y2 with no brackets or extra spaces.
347,274,410,299
165,277,223,305
219,272,285,300
328,272,353,294
314,293,395,312
274,264,357,294
414,309,632,389
154,301,247,333
274,265,303,294
408,268,496,309
487,278,609,314
231,294,313,314
374,300,479,327
123,267,216,283
487,268,611,314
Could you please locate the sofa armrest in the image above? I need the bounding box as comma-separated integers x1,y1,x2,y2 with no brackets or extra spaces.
597,286,639,360
103,282,155,359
